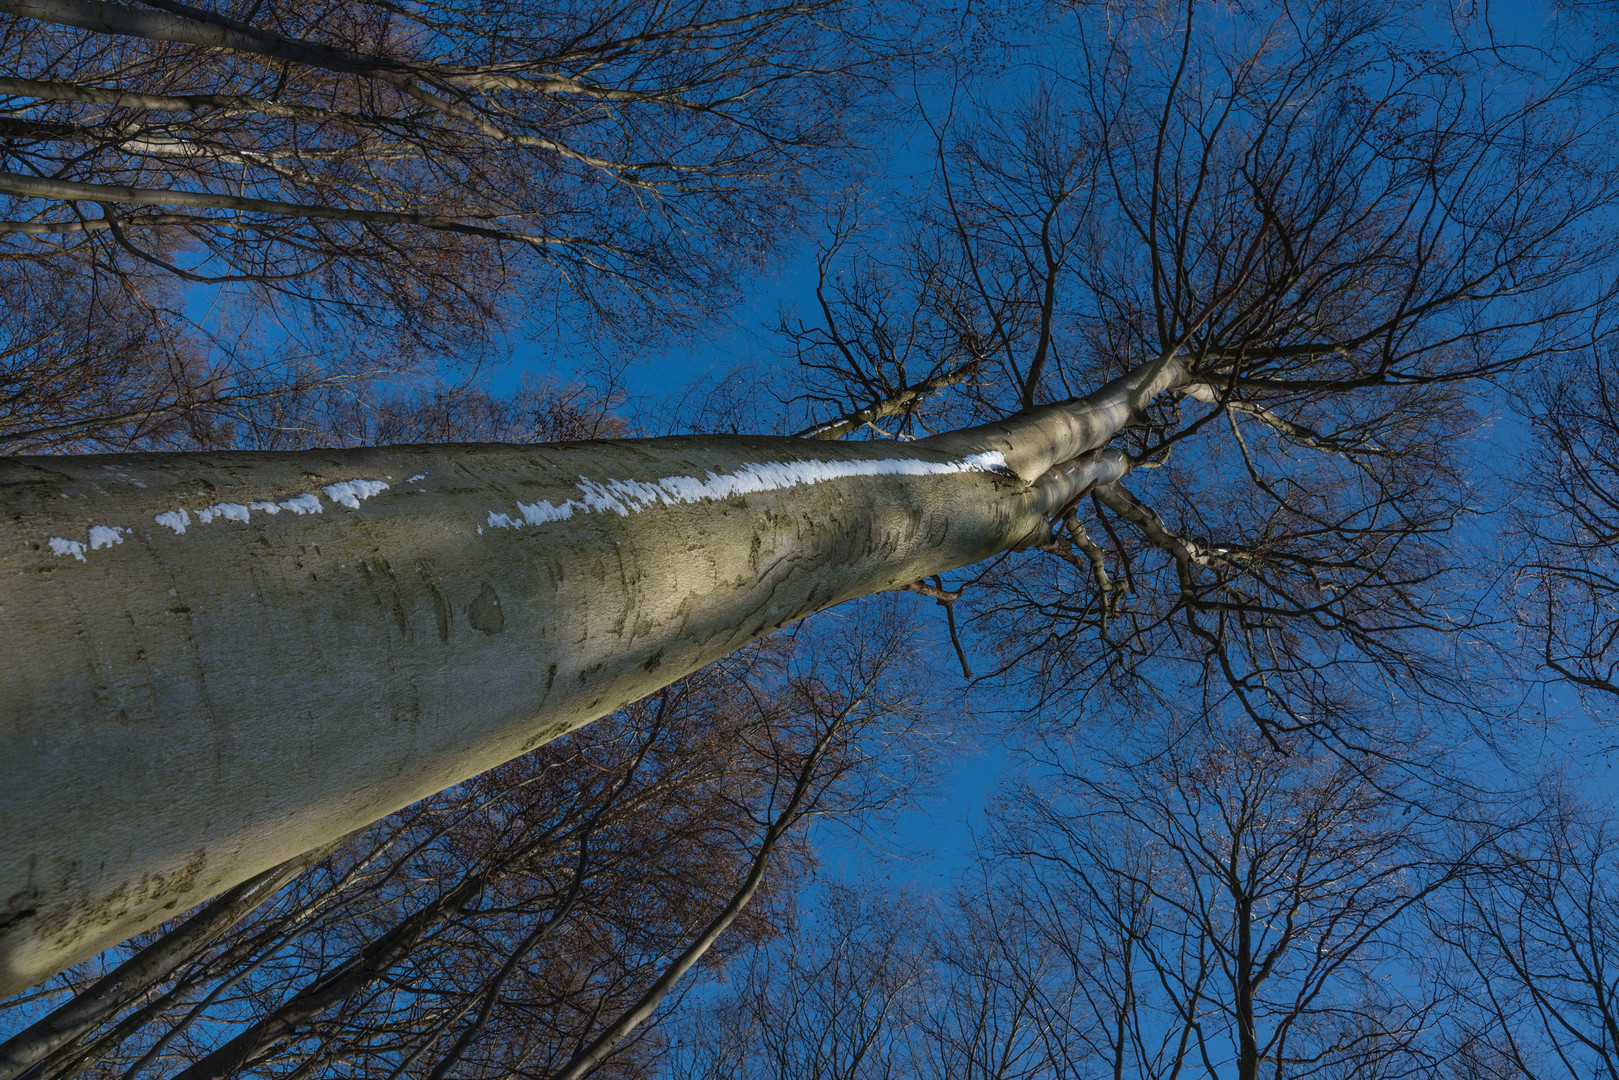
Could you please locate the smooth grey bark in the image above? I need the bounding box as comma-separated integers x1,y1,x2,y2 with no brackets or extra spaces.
0,359,1183,998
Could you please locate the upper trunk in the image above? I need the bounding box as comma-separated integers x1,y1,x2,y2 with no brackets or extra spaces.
0,360,1184,996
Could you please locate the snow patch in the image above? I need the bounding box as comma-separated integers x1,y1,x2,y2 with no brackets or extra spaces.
322,479,389,510
279,493,322,515
196,502,250,524
156,509,191,534
249,500,281,515
407,474,427,483
49,537,86,561
88,525,126,550
485,451,1011,530
516,499,575,525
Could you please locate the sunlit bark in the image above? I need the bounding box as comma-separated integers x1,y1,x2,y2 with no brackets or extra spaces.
0,358,1179,997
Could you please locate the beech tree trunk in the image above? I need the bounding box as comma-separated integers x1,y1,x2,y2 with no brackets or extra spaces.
0,360,1182,997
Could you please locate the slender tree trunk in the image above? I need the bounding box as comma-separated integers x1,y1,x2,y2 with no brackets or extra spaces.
1235,899,1259,1080
0,360,1184,997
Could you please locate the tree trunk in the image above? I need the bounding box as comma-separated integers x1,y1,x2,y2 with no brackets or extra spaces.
0,360,1182,997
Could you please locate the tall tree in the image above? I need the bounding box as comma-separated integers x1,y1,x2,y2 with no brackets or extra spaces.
1518,347,1619,714
980,712,1461,1080
669,881,929,1080
787,0,1619,748
909,875,1087,1080
0,0,888,449
1434,783,1619,1080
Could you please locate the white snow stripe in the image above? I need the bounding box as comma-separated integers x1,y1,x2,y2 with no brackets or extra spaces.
59,478,388,563
488,452,1010,529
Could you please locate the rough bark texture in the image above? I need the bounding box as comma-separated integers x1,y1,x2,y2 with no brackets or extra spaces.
0,361,1181,996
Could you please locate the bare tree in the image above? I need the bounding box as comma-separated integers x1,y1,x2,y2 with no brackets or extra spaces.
0,0,895,449
216,370,629,451
0,343,1176,993
660,705,1490,1080
1517,346,1619,714
0,261,221,453
669,880,930,1080
0,0,873,288
911,873,1089,1080
6,0,1619,996
985,712,1465,1080
1433,784,1619,1080
783,0,1619,750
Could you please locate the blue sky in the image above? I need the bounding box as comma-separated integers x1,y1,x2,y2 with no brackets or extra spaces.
471,0,1619,904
